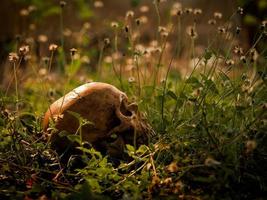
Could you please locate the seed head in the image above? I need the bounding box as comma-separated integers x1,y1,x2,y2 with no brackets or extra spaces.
217,26,226,34
20,9,29,16
161,31,169,38
140,16,148,24
128,77,136,83
158,26,167,33
83,22,91,30
208,19,216,25
28,5,37,13
249,48,258,62
70,48,77,56
19,45,30,56
111,21,119,28
184,7,193,14
233,46,243,55
94,1,104,8
237,7,243,15
8,52,19,63
37,35,48,43
42,57,50,65
186,26,198,39
135,18,141,26
240,56,246,63
226,59,235,66
140,5,149,13
126,10,134,18
104,38,110,46
124,25,129,33
60,1,66,8
193,8,202,15
214,12,222,19
49,44,58,51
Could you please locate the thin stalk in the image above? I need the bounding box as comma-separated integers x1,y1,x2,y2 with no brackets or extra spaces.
59,6,66,71
97,44,105,79
13,62,19,111
153,0,161,41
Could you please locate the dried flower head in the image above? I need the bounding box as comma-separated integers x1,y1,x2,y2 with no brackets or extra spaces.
81,55,90,64
240,56,246,63
104,38,110,46
161,31,169,38
135,18,141,26
233,46,244,55
128,77,136,83
49,44,58,51
237,7,243,15
20,9,29,16
140,16,148,24
38,68,47,76
214,12,222,19
63,28,72,37
83,22,91,30
193,8,202,15
111,21,119,28
28,5,37,12
158,26,167,33
226,59,235,66
140,5,149,13
249,48,258,62
184,7,193,14
208,19,216,25
94,1,104,8
19,45,30,56
42,57,50,65
126,10,134,18
70,48,77,56
37,34,48,43
104,56,112,64
186,26,198,39
217,26,226,34
60,1,66,8
124,25,130,33
8,52,19,63
29,23,36,31
171,2,183,16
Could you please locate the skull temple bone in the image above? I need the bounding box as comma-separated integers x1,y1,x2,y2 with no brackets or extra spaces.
43,82,154,160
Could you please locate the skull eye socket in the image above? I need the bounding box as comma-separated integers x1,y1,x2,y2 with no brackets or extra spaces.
120,100,133,117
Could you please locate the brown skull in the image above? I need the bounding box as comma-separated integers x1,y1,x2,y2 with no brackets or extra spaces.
43,82,153,159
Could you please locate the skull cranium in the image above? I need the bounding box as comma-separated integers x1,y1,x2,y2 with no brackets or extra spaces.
43,82,153,160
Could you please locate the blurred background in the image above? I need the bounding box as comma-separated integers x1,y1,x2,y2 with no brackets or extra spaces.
0,0,266,84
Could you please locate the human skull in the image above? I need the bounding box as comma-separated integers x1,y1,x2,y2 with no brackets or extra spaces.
43,82,153,159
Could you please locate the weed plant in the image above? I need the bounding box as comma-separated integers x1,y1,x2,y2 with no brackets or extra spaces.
0,1,267,199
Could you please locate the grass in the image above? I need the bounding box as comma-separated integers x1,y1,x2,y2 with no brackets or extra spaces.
0,1,267,199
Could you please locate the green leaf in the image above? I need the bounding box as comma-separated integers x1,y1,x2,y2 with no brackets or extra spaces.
67,134,80,143
186,76,202,89
126,144,135,153
204,79,219,94
167,90,177,100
